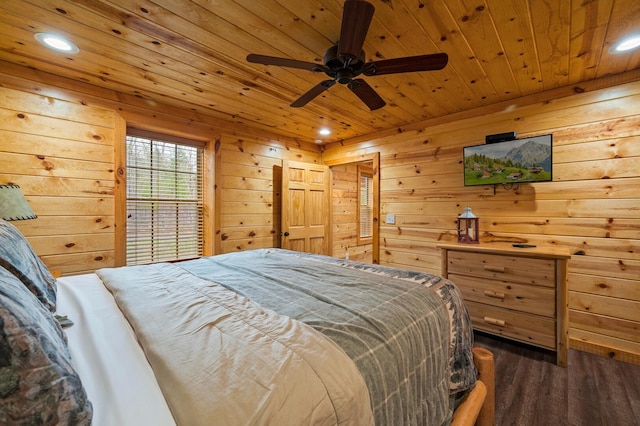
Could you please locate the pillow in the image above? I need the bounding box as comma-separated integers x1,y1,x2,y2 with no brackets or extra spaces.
0,266,92,425
0,219,57,312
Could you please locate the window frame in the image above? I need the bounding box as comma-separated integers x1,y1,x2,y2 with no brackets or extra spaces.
116,127,212,266
357,164,374,245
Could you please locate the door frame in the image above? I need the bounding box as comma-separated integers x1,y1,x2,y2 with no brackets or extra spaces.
324,152,380,264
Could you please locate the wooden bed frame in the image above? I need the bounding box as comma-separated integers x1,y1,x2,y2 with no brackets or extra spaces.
451,347,495,426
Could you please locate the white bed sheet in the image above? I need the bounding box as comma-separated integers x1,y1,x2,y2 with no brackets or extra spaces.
56,274,175,426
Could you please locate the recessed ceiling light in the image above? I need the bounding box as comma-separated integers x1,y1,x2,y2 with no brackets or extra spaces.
34,33,79,54
610,35,640,53
318,127,331,136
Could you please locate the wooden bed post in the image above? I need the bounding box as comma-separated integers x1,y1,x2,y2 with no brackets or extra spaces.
450,347,495,426
473,347,495,426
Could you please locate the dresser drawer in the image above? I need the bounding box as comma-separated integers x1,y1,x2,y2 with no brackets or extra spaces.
447,251,555,287
465,301,556,349
450,273,555,317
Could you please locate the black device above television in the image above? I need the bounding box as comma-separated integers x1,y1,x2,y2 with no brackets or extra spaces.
463,133,552,186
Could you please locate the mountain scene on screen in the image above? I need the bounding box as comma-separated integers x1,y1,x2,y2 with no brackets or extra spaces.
464,139,552,185
504,140,552,171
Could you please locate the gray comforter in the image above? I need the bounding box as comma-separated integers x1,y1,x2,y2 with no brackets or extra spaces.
182,249,476,425
99,249,476,425
99,260,373,425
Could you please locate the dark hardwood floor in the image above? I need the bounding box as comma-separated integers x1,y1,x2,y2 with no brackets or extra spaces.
473,332,640,426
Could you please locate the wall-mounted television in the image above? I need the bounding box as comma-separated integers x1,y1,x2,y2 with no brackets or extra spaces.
463,134,552,186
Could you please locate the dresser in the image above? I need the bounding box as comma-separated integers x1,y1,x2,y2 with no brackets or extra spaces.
438,243,571,366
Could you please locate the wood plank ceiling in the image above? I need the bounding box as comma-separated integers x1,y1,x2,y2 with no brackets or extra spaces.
0,0,639,144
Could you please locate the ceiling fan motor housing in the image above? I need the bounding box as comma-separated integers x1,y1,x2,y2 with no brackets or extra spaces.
324,44,365,84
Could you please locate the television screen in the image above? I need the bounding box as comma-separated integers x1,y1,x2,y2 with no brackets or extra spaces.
463,134,552,186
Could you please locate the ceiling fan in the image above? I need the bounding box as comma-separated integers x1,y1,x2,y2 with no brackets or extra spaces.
246,0,448,111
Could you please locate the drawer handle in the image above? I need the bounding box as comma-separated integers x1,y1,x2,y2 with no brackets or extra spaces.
483,316,506,327
483,290,505,300
483,265,505,273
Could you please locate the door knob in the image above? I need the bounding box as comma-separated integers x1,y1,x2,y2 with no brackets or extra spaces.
282,231,289,237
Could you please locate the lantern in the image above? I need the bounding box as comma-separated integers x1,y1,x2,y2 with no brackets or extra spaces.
457,206,479,244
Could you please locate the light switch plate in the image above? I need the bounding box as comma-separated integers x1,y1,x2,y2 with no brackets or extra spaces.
386,214,395,225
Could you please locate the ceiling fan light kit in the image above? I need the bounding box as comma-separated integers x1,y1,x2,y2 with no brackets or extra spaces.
247,0,448,111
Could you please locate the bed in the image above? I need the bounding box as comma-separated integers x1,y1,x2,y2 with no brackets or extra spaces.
0,218,493,425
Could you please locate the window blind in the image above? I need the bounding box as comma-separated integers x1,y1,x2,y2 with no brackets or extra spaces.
125,135,203,265
359,173,373,239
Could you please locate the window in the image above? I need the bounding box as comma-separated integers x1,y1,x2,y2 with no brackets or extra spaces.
125,131,203,265
358,165,373,243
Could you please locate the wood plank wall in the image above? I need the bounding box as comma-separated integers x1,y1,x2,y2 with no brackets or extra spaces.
215,132,321,254
0,86,119,275
0,65,320,275
322,77,640,364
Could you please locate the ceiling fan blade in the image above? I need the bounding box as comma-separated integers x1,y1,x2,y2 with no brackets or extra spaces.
363,53,449,76
291,80,336,107
348,79,385,111
247,53,328,72
338,0,375,61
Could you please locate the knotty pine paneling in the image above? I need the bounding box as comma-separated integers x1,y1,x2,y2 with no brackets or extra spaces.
0,86,117,275
1,66,321,272
215,132,321,253
323,77,640,364
2,1,640,143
